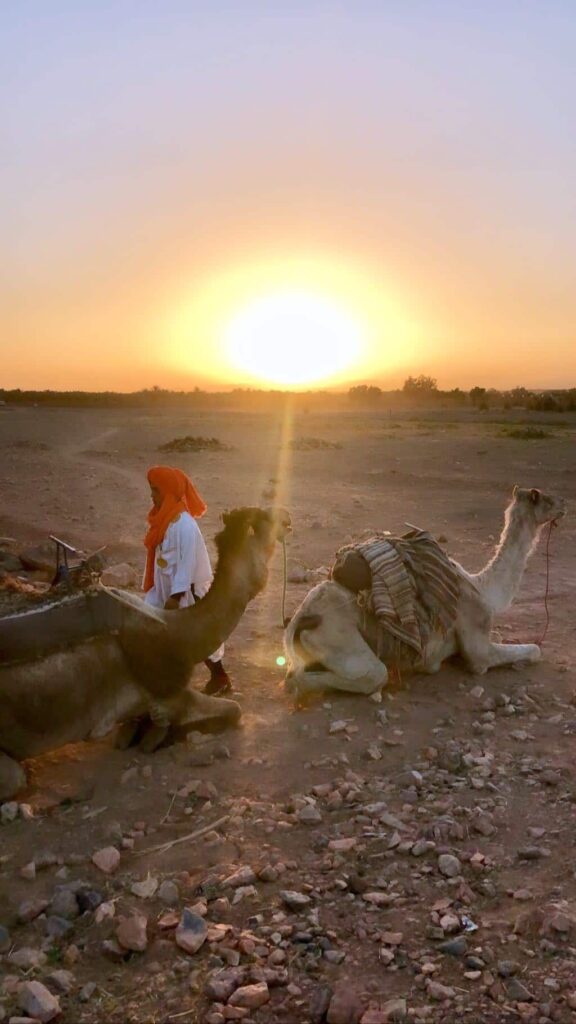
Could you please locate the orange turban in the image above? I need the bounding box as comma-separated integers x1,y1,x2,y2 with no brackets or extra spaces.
143,466,207,592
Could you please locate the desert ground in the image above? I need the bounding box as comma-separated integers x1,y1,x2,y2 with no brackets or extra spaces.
1,404,576,1024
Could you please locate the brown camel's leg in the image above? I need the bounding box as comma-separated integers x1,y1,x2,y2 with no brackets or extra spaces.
115,719,148,750
138,723,170,753
0,752,27,801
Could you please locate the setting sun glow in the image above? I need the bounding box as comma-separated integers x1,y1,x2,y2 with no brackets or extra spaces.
223,291,365,386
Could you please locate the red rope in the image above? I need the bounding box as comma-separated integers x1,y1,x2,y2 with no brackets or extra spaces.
535,518,556,646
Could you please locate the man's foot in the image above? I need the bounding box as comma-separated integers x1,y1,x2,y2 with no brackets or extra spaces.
203,660,232,696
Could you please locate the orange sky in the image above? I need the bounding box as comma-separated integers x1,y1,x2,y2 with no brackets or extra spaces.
3,3,575,391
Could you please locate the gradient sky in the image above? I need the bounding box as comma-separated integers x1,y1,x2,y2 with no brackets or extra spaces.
2,1,575,391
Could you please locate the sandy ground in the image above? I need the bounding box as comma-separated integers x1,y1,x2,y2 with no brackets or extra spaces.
1,405,576,1024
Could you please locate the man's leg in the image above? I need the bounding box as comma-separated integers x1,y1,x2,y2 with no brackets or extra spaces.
203,642,231,695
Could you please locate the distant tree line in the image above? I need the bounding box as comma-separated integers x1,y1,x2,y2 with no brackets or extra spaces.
2,381,576,412
348,379,576,412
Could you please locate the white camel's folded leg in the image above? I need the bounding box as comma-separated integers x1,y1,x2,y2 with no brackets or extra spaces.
485,641,541,670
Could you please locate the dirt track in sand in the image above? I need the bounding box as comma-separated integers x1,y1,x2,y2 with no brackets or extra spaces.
1,405,576,1023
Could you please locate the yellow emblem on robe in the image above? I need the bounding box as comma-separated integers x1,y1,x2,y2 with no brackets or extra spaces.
156,556,168,568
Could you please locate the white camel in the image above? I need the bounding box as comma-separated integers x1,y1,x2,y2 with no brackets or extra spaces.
284,487,565,698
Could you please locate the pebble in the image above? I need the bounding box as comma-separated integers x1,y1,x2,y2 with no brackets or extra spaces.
175,909,208,955
46,970,75,994
79,982,97,1003
505,979,534,1002
17,981,61,1023
18,899,49,923
9,948,47,970
438,937,467,956
279,890,311,910
205,968,244,1002
228,981,270,1009
426,980,455,1001
517,846,550,860
0,802,19,824
222,866,256,888
158,880,180,905
298,804,323,824
91,846,121,874
19,863,36,881
49,888,80,920
438,854,461,878
327,986,364,1023
0,925,11,952
131,874,159,899
116,913,148,952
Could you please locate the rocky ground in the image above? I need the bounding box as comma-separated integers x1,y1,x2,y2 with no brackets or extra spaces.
1,405,576,1024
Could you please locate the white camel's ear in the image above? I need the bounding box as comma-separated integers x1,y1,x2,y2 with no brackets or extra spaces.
530,488,540,504
512,484,519,497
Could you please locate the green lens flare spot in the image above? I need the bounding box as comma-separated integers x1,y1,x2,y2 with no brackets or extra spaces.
276,655,286,667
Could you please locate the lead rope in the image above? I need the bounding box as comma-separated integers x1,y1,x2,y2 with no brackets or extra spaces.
536,519,556,646
281,537,289,628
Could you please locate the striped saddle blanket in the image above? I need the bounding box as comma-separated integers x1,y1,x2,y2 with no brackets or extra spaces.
332,529,460,659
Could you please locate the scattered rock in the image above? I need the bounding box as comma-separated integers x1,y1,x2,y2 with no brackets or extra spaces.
426,980,455,1001
175,909,208,955
49,889,80,920
279,890,311,910
91,846,120,874
18,980,61,1022
297,804,323,825
158,880,180,905
438,854,461,878
131,874,159,899
228,981,270,1010
0,802,19,824
222,866,256,888
116,913,148,953
438,937,467,957
326,986,364,1023
46,970,75,995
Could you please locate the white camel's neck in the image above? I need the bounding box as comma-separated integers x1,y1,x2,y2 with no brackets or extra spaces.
475,503,540,613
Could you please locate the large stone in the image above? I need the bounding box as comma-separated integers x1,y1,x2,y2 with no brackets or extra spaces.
9,948,47,970
438,854,461,878
101,563,138,587
116,913,148,953
327,987,364,1024
19,544,55,573
228,982,270,1010
175,908,208,955
18,980,61,1022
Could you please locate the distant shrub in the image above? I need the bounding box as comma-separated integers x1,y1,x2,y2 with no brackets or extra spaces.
498,427,552,440
159,435,231,452
289,436,343,450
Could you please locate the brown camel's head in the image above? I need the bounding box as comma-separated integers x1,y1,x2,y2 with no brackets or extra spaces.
215,506,291,597
511,486,566,527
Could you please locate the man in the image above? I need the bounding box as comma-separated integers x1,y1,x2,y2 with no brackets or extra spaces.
143,465,231,695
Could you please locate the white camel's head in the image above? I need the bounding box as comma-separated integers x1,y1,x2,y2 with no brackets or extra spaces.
283,580,387,699
511,487,566,527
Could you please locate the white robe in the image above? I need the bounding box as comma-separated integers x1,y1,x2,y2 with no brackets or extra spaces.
144,511,224,661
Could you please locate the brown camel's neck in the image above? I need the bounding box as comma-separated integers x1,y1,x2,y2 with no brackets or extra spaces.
171,555,260,666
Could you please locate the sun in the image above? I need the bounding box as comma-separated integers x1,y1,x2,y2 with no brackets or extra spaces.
223,290,365,387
